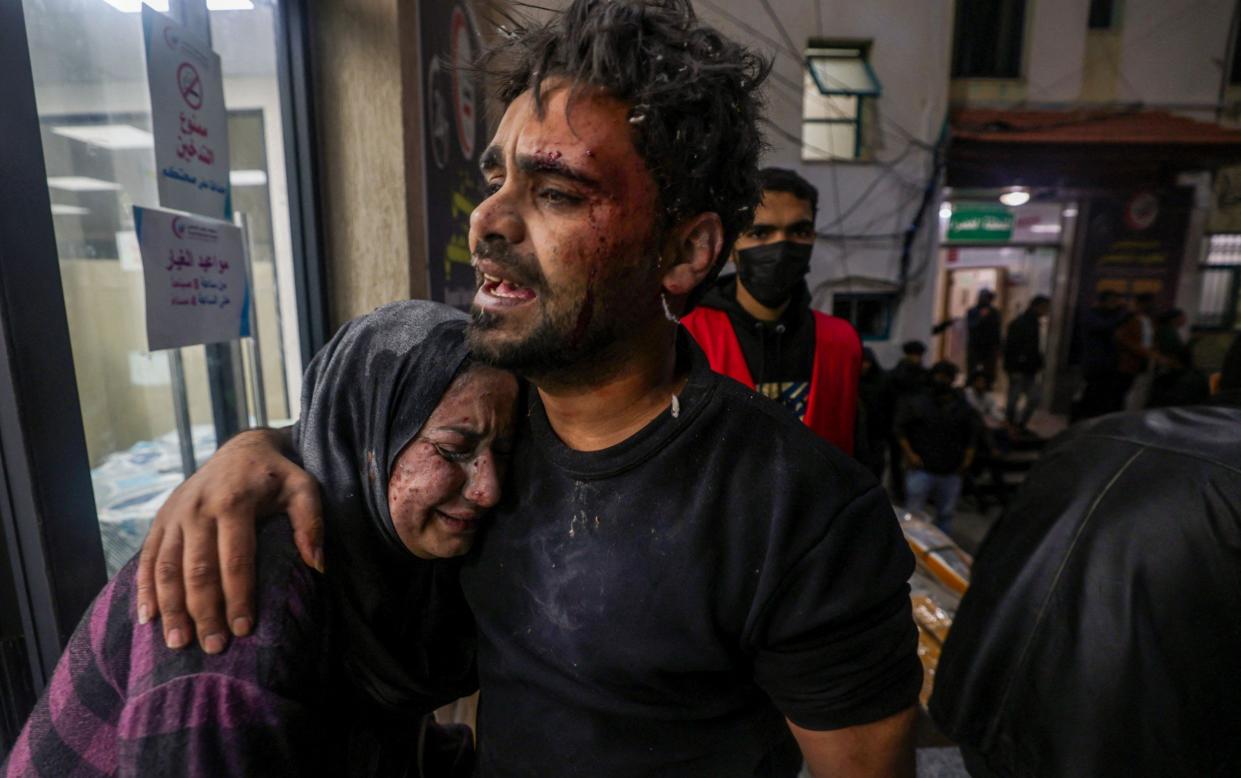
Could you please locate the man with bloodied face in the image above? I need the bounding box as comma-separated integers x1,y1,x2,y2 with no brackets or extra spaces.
682,168,862,453
136,1,921,775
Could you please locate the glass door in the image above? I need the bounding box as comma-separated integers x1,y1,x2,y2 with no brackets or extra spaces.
21,0,307,575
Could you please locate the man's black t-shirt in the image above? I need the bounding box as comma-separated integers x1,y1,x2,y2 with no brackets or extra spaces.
460,336,921,777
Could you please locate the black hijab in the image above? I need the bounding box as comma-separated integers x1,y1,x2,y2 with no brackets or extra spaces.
293,300,477,714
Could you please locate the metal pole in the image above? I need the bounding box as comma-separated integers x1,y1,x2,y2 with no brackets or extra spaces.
235,212,268,426
167,349,197,476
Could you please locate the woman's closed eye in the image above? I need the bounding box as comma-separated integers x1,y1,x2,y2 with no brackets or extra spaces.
433,443,474,463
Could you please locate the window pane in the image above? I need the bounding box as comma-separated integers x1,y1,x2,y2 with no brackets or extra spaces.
1088,0,1115,29
807,56,879,95
1206,233,1241,265
802,72,858,119
832,294,893,339
802,121,858,161
952,0,1027,78
1196,268,1238,329
23,0,302,575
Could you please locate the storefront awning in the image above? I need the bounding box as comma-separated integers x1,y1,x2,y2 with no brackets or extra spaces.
948,107,1241,188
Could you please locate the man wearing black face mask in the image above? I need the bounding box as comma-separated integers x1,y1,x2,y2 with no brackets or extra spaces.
682,167,861,453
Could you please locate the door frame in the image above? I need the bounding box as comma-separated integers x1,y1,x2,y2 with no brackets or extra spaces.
0,0,328,747
0,0,107,713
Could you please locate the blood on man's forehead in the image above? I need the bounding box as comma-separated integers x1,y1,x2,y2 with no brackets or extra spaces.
479,145,601,188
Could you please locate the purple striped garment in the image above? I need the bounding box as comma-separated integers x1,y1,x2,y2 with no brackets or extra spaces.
1,520,332,777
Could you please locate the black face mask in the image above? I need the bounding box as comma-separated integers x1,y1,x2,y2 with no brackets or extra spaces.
736,240,813,308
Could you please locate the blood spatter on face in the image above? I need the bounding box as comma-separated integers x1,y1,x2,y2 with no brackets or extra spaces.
530,149,564,167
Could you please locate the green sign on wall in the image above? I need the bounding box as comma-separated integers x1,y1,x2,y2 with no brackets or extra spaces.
947,205,1014,242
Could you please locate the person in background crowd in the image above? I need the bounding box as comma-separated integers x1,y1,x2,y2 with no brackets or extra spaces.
1075,290,1133,420
966,289,1002,385
931,335,1241,778
963,369,1013,506
964,369,1009,444
896,361,980,532
857,347,895,482
887,340,930,501
1147,342,1210,408
891,340,929,397
1153,308,1190,362
1002,295,1049,431
132,2,922,775
681,167,861,453
1,302,517,778
1121,292,1158,410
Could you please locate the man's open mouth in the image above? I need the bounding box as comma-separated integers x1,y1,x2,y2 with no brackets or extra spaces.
480,273,537,302
474,259,539,310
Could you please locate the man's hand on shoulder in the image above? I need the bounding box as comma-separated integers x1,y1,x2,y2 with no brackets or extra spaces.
135,427,323,655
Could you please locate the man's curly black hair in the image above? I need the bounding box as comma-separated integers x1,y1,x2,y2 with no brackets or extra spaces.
482,0,770,308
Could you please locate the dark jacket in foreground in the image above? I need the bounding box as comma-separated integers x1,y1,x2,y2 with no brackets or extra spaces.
930,400,1241,778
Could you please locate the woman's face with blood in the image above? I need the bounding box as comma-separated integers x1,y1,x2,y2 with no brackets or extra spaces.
467,82,666,376
387,364,518,559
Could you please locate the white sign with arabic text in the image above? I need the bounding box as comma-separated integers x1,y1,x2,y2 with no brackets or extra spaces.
135,205,248,351
143,6,232,220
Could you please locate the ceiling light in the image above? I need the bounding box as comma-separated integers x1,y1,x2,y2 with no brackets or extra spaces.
101,0,253,11
1063,207,1078,217
939,205,953,219
100,0,162,10
1028,224,1061,234
51,204,91,216
47,176,123,192
51,124,154,150
230,170,269,187
999,190,1030,207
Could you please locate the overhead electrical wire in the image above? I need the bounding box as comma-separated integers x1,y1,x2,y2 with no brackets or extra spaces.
697,0,933,149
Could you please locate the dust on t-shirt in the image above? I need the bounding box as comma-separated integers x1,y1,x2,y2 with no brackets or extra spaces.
460,335,921,778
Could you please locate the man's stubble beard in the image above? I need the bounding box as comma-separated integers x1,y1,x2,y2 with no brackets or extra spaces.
467,293,622,385
467,268,659,387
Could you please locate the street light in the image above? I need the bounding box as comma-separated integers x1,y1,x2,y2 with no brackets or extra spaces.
997,189,1027,208
999,189,1031,207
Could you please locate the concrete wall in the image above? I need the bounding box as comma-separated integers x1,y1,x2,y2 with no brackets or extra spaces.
1025,0,1090,101
947,0,1236,111
1114,0,1234,112
312,0,429,328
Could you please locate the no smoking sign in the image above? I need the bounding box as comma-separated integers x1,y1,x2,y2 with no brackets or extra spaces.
177,62,203,110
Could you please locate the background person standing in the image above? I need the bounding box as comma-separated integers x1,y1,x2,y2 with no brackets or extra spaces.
1121,292,1158,410
896,361,980,532
1002,295,1049,431
887,340,930,502
1076,290,1132,420
857,348,895,482
966,289,1002,385
682,167,861,453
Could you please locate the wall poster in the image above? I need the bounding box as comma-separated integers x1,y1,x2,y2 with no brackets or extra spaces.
1076,188,1193,312
420,1,486,309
